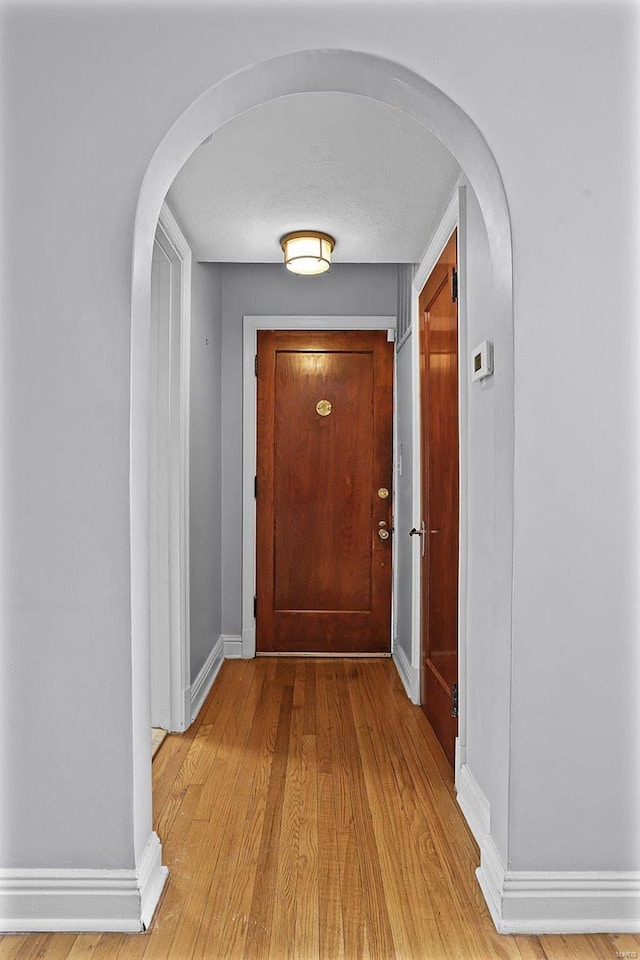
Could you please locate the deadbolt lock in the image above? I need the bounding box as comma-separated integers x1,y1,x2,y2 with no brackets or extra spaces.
377,487,389,499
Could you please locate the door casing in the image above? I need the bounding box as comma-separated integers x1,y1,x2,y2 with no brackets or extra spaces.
241,315,396,660
410,187,469,778
149,204,192,733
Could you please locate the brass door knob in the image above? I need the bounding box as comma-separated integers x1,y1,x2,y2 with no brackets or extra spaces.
378,529,390,540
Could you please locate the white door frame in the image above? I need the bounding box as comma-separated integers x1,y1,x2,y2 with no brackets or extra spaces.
149,203,192,732
241,314,396,659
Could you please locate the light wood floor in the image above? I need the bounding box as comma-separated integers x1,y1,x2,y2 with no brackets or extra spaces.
2,658,637,960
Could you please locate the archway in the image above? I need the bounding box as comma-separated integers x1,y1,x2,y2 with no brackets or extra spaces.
129,48,514,876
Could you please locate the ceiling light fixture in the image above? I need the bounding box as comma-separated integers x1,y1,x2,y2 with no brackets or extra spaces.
281,231,335,276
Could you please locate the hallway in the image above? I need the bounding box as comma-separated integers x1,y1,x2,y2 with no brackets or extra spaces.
1,659,635,959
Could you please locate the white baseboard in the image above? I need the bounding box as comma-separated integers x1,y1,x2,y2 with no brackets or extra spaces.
138,832,169,930
456,762,490,847
0,832,168,934
190,635,243,722
190,635,225,722
241,626,256,659
456,764,640,933
392,642,420,703
223,635,243,658
478,842,640,934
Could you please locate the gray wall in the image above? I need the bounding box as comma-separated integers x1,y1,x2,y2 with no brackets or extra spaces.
219,263,398,635
189,262,223,682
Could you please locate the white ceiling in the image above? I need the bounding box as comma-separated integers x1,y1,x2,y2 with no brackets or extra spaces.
167,92,461,264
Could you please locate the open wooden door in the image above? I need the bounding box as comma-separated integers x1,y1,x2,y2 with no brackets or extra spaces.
418,232,459,765
256,329,393,655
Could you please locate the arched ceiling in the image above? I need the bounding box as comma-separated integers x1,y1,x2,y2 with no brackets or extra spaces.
167,91,460,264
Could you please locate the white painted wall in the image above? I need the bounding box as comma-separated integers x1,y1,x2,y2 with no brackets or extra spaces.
189,262,223,683
1,0,637,932
219,263,398,635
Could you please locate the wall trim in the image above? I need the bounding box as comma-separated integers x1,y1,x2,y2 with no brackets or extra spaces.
149,202,192,734
392,642,420,703
413,191,460,293
190,636,243,721
0,833,167,934
409,189,463,728
478,855,640,933
190,635,224,722
241,626,255,661
241,315,396,659
138,832,169,931
456,761,490,846
474,828,640,934
222,635,243,659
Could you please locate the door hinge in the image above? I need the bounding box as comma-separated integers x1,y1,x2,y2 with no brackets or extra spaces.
254,475,257,498
253,595,257,619
255,353,258,377
451,681,459,719
450,267,458,303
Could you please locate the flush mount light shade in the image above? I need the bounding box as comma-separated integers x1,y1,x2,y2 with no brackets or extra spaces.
281,231,335,276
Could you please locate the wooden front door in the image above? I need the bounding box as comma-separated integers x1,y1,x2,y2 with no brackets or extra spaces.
419,232,459,765
256,329,393,654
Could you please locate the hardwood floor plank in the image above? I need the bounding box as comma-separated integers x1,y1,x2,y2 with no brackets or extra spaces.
329,664,395,960
315,662,346,960
154,723,212,840
193,660,266,823
13,936,54,960
329,661,397,960
512,936,551,960
24,938,76,960
199,659,251,725
324,662,374,960
294,732,320,960
161,783,204,857
152,660,248,821
347,662,449,960
243,675,294,959
192,662,284,959
539,934,617,960
191,662,258,787
146,664,266,960
149,819,213,960
83,934,128,960
112,932,151,960
170,669,271,960
0,938,30,960
201,661,283,960
303,659,317,736
609,934,640,955
152,719,205,822
268,664,305,960
358,662,516,960
62,934,101,960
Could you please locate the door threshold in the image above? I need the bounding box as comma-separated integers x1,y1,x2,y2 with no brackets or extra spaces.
256,651,392,658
